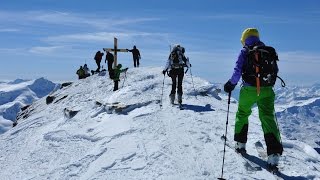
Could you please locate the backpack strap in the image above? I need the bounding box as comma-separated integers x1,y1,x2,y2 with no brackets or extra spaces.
244,45,262,95
277,76,286,87
253,47,261,96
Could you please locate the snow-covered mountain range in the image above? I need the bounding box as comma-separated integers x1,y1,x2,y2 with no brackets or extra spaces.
274,84,320,151
0,78,58,133
0,67,319,179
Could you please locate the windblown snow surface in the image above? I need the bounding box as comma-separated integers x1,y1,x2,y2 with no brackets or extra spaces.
0,67,319,179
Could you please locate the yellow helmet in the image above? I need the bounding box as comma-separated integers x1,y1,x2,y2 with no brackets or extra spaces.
240,28,259,46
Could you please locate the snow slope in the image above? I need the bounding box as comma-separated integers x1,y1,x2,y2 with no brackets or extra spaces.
0,78,58,134
0,67,319,179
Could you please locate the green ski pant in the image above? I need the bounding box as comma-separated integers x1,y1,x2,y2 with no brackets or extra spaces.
234,86,283,155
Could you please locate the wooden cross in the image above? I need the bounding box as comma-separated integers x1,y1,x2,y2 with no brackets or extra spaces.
103,37,128,68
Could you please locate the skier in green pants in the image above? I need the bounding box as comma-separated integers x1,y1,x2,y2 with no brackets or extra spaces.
224,28,283,172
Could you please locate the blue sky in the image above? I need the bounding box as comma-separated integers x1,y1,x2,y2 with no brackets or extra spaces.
0,0,320,85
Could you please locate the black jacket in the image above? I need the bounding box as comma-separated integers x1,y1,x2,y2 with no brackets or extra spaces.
128,48,140,59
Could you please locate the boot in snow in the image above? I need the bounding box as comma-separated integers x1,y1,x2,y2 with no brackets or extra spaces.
267,153,280,173
235,142,246,154
169,94,175,104
177,94,182,104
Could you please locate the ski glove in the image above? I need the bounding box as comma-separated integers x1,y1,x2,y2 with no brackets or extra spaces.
224,81,236,93
162,70,166,75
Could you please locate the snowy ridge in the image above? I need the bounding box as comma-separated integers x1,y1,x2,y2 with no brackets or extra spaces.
275,84,320,106
274,85,320,149
0,78,58,133
0,67,319,179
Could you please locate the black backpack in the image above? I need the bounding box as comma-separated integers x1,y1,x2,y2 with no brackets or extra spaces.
109,69,115,79
170,49,180,63
94,51,104,61
77,68,85,77
106,52,114,62
242,45,284,87
170,47,187,68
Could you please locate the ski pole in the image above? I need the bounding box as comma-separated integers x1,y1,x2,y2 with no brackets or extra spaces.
184,65,189,74
189,66,198,100
218,92,231,180
122,71,127,88
160,74,165,108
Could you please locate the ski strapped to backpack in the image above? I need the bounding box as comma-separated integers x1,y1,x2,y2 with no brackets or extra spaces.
242,45,285,95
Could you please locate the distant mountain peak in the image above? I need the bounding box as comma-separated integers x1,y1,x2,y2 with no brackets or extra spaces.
0,77,58,134
8,78,29,84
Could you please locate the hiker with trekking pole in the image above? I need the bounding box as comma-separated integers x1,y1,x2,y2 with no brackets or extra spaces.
220,28,284,177
162,44,190,107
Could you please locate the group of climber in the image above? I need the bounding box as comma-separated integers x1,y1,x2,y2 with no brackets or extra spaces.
76,64,90,80
77,46,138,91
93,46,141,73
76,28,283,171
77,45,141,78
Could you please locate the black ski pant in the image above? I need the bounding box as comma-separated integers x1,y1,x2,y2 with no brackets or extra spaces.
170,68,184,96
113,80,119,91
133,58,140,67
95,60,101,72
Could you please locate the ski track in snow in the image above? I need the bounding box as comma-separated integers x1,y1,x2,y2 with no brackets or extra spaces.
0,67,319,180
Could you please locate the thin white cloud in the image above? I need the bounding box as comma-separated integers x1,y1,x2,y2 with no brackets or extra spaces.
280,51,320,64
29,46,65,54
277,51,320,75
0,28,19,32
45,32,169,44
0,46,66,56
0,48,26,54
46,32,126,43
111,17,161,26
33,11,161,28
201,13,320,24
0,10,161,30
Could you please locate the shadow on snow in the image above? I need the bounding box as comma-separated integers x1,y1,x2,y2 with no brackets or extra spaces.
182,104,214,112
